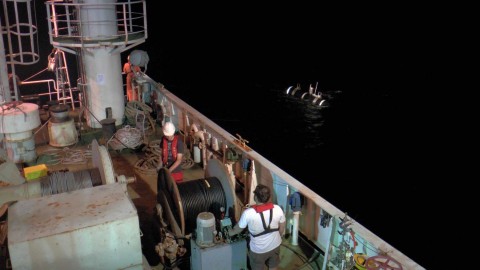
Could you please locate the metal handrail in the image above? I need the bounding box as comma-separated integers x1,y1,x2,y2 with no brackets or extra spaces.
45,0,147,48
20,79,57,101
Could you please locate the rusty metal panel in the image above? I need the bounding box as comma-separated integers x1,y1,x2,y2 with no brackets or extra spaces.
8,183,143,269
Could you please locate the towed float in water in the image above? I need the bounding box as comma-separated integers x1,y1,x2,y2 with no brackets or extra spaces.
286,82,327,107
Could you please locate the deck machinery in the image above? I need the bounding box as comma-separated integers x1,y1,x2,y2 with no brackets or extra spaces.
155,159,247,270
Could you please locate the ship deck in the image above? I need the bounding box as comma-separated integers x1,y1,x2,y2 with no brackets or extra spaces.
26,108,322,270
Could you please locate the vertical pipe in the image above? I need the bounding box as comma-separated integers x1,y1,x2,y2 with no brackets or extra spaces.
51,3,58,36
121,3,128,42
13,1,22,63
45,0,53,44
0,18,12,103
66,5,72,37
322,217,336,270
3,0,16,101
127,1,133,33
193,146,201,163
248,161,258,206
202,132,208,169
25,0,35,60
291,211,300,246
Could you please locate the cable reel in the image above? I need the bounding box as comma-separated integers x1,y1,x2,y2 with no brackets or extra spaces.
156,159,237,237
0,140,132,206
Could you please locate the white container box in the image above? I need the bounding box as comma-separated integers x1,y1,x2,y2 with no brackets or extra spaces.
8,183,143,270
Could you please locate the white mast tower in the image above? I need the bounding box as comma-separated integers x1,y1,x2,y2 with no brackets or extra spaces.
45,0,147,128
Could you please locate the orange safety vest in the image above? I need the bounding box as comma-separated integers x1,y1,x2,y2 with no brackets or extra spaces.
162,135,178,165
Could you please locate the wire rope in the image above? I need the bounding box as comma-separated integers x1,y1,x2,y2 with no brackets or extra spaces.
176,177,226,234
40,168,100,196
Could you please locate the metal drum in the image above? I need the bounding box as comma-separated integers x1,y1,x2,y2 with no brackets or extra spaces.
0,102,41,163
48,104,78,147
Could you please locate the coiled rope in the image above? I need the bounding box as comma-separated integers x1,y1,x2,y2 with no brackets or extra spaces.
134,139,195,175
40,168,102,196
124,101,155,133
107,125,143,150
176,177,226,234
38,146,92,165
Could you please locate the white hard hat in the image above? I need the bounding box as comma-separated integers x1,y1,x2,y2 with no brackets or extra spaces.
163,122,175,136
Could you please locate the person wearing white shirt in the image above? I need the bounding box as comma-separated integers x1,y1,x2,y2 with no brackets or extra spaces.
229,184,286,270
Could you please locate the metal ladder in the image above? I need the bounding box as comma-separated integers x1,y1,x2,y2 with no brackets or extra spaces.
51,49,74,109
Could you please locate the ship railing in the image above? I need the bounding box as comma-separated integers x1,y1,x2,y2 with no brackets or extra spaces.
45,0,147,52
138,74,425,270
20,79,82,108
20,79,56,101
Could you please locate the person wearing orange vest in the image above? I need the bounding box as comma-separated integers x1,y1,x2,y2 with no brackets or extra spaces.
123,56,141,101
229,184,286,270
160,122,184,182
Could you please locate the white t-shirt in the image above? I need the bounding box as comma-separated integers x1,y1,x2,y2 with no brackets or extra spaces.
237,205,286,254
